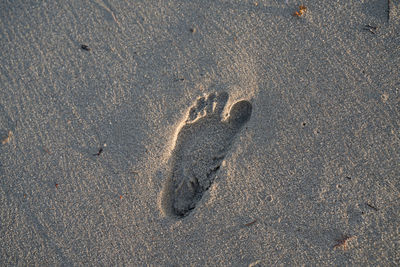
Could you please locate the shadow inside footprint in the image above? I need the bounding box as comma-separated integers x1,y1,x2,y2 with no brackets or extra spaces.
160,92,252,218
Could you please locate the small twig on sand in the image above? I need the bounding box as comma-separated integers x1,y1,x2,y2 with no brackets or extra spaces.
1,130,12,144
363,25,377,34
93,147,103,156
93,143,106,156
244,219,257,227
366,203,379,211
388,0,390,23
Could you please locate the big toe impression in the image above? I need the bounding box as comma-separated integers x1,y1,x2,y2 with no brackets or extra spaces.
228,100,252,127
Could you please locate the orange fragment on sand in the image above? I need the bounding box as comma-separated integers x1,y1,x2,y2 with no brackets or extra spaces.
293,5,307,17
333,235,355,250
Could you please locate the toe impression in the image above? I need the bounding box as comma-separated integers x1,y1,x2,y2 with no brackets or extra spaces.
228,100,252,128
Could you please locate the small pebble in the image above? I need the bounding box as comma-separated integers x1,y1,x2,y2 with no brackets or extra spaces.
81,44,91,51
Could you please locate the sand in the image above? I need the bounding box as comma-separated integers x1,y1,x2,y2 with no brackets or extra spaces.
1,0,399,265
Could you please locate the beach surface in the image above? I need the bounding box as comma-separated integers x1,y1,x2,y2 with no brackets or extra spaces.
1,0,399,265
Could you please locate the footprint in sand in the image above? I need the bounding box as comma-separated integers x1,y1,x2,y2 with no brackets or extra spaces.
160,92,252,218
